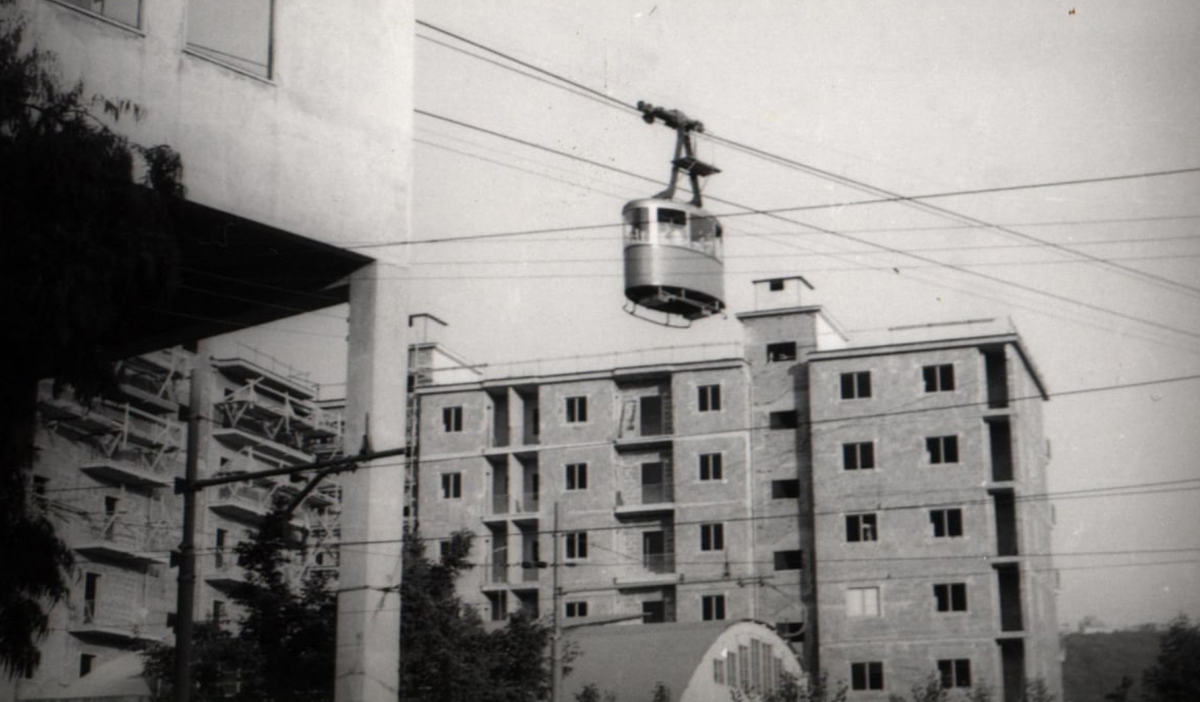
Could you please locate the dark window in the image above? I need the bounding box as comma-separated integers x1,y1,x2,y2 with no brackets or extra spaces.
702,595,726,621
565,463,588,490
930,509,965,538
565,531,588,559
926,435,959,464
212,600,225,623
767,342,797,362
769,279,785,291
441,473,462,499
924,364,956,392
851,662,884,691
700,523,725,551
842,442,875,470
934,583,969,612
771,479,800,499
442,406,463,432
83,572,99,622
769,411,798,429
699,453,723,481
565,601,588,618
846,513,878,542
840,371,872,399
79,653,96,677
215,528,228,568
698,384,722,412
938,659,972,688
774,550,803,571
566,396,588,423
642,601,666,624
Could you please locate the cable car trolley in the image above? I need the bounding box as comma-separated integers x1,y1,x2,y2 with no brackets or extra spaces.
623,101,725,326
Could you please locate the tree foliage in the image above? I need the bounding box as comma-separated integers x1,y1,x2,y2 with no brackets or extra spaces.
144,521,552,701
731,671,848,702
1140,616,1200,702
0,0,182,678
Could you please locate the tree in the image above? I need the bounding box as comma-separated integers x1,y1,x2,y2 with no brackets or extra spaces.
144,522,552,701
142,513,335,702
1141,615,1200,702
0,0,182,677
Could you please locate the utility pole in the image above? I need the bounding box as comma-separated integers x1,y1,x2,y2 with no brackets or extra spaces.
174,342,209,702
550,501,562,702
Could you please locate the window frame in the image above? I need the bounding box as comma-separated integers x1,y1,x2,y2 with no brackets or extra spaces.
845,513,878,543
700,523,725,552
184,0,275,80
938,659,972,688
565,396,588,424
698,384,722,412
850,661,884,691
926,435,960,464
699,452,724,481
923,364,956,393
440,472,462,500
842,441,876,470
565,462,588,491
564,531,588,560
846,586,881,618
53,0,143,31
930,508,965,538
934,582,969,612
701,594,727,621
840,371,872,400
564,600,589,618
442,406,463,433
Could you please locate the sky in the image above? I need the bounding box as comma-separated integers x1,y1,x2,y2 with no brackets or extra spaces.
219,0,1200,629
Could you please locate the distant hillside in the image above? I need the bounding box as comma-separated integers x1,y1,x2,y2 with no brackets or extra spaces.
1062,629,1161,702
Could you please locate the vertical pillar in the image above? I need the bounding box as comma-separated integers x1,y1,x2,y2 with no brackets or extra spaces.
175,341,211,702
336,263,409,702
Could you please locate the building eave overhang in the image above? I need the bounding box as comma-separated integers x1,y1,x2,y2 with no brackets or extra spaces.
414,357,748,395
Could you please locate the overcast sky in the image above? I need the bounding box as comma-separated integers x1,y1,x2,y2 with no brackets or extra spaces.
222,0,1200,629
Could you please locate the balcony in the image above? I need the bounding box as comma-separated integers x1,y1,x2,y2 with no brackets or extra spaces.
80,458,171,489
72,518,171,567
614,484,675,518
212,425,313,464
69,603,161,645
205,556,246,591
208,483,272,523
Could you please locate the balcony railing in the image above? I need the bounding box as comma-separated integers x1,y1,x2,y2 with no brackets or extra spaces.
643,551,675,574
642,483,673,505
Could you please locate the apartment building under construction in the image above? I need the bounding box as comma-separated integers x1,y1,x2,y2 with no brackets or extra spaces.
413,278,1062,701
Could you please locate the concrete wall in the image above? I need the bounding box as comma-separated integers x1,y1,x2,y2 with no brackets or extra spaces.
20,0,413,256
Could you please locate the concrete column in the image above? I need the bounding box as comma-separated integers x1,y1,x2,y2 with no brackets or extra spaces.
336,263,409,702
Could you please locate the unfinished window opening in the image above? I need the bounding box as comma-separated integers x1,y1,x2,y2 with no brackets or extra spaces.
769,410,798,429
840,371,872,399
988,418,1014,481
767,342,797,362
923,364,956,392
186,0,274,79
993,490,1018,556
997,564,1024,632
934,583,968,612
984,348,1010,408
771,479,800,499
842,441,875,470
773,550,803,571
846,513,878,542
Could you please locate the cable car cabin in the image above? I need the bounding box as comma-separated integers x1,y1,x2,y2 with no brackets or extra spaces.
623,198,725,320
